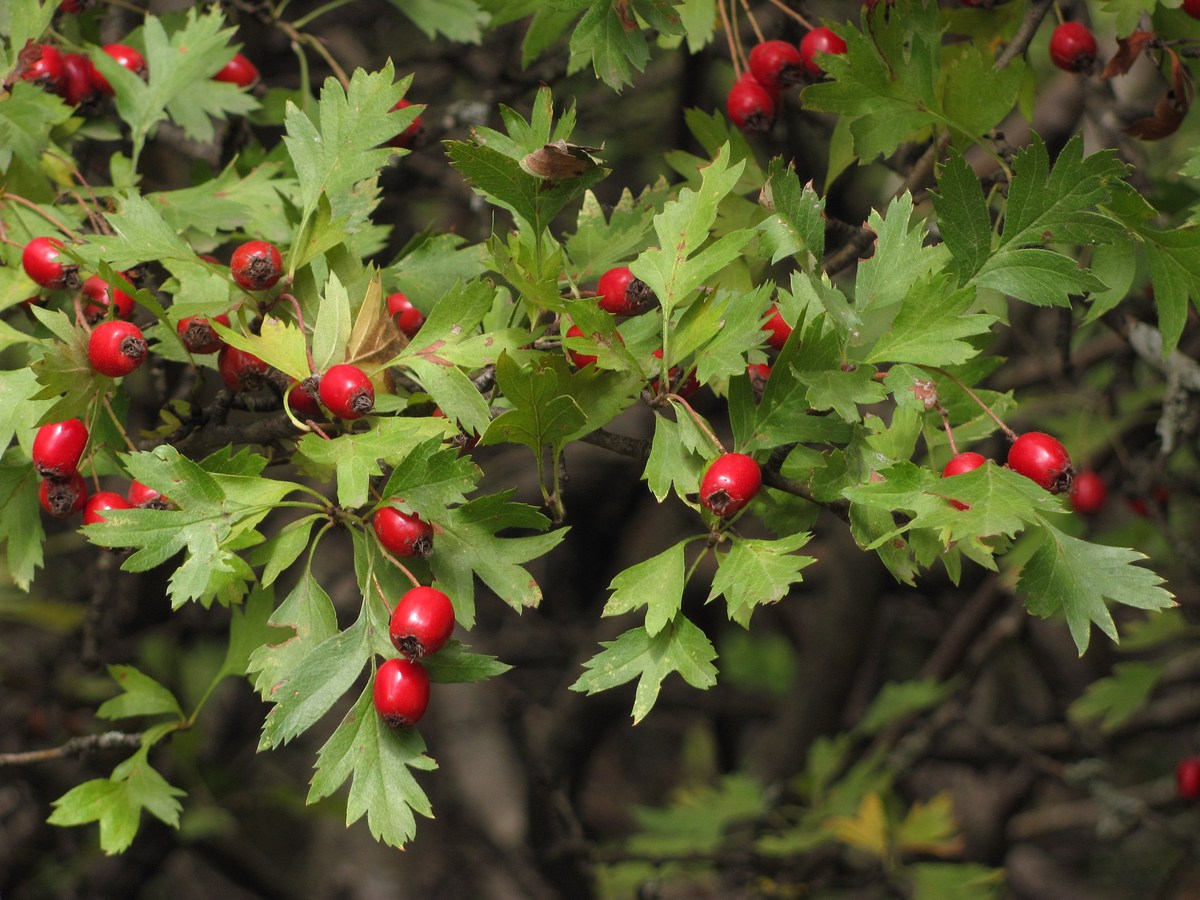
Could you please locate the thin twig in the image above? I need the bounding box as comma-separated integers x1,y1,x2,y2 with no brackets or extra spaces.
0,731,142,766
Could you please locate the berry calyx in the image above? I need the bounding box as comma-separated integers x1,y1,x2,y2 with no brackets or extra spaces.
1069,470,1108,515
20,44,65,91
800,26,848,77
373,657,431,727
287,379,322,418
726,73,777,132
229,240,283,292
88,320,147,377
127,481,170,509
318,364,375,419
749,40,807,90
23,237,77,290
597,266,654,316
83,491,131,526
389,585,455,658
386,291,425,337
176,313,230,354
1178,757,1200,800
217,345,271,392
32,419,89,479
374,505,434,559
39,472,88,519
386,98,425,149
762,306,792,352
81,274,136,322
91,44,146,96
1049,22,1097,73
941,451,987,511
1007,432,1074,494
700,452,762,517
213,52,259,88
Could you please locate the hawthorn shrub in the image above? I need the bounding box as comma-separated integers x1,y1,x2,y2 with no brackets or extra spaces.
2,0,1200,896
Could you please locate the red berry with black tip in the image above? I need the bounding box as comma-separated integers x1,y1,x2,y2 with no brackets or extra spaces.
726,73,777,132
177,313,230,354
39,472,88,519
386,98,424,149
386,291,425,337
800,26,847,77
749,40,806,89
82,274,136,322
287,379,321,418
213,52,259,88
941,451,987,510
1007,432,1074,493
1049,22,1097,73
597,266,654,316
217,345,270,392
374,505,434,559
319,364,374,419
373,657,430,727
23,237,77,290
229,240,283,292
1069,470,1107,515
389,585,454,658
1178,757,1200,800
700,452,762,517
88,320,147,377
32,419,88,479
20,44,65,91
763,306,792,352
59,53,99,106
83,490,131,526
127,480,170,509
91,44,145,96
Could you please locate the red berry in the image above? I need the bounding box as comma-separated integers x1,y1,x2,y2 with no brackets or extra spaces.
88,320,147,377
91,44,146,96
762,306,792,352
373,657,430,727
1069,470,1107,515
32,419,89,479
127,480,169,509
800,26,848,77
726,73,777,132
81,274,136,322
564,323,597,368
389,585,454,658
177,313,230,354
83,490,131,526
749,40,807,89
217,345,271,392
1186,0,1200,18
59,0,94,12
941,451,987,511
1178,757,1200,800
39,472,88,519
1049,22,1097,73
287,379,322,418
1007,432,1074,494
747,362,772,386
20,44,65,91
318,364,375,419
700,452,762,517
59,53,99,106
229,240,283,292
213,52,259,88
23,237,76,290
597,266,654,316
651,348,700,397
374,505,434,559
386,291,425,337
386,98,424,149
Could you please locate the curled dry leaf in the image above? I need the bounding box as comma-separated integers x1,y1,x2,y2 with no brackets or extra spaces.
1102,31,1156,79
1125,49,1194,141
521,140,604,180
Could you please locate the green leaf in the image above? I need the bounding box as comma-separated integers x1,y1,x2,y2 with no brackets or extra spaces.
421,640,512,683
855,193,946,313
307,684,437,849
311,270,353,371
854,679,952,736
931,149,993,282
974,247,1106,308
910,863,1004,900
96,665,184,722
796,362,887,422
571,614,719,724
386,0,489,42
566,0,651,90
867,276,995,366
146,161,290,241
1018,521,1176,655
939,44,1023,139
218,587,279,681
482,352,587,453
389,233,489,310
1069,661,1164,732
0,82,73,171
247,572,340,700
760,157,826,269
0,1,56,76
564,181,671,276
1119,222,1200,356
259,608,370,749
708,533,815,627
643,412,704,503
626,774,764,856
602,540,689,637
376,438,479,514
0,464,45,590
211,315,311,382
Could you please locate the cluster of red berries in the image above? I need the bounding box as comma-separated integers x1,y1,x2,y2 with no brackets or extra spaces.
940,432,1076,510
374,586,456,727
727,30,847,132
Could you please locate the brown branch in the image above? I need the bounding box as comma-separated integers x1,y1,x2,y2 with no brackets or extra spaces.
0,731,142,766
995,0,1056,72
